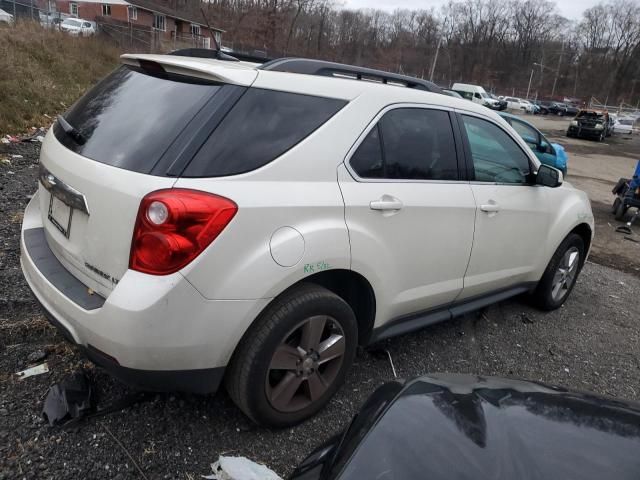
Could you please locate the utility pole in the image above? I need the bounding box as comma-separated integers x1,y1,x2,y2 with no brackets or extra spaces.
526,69,534,100
13,0,16,25
551,37,565,98
429,36,442,83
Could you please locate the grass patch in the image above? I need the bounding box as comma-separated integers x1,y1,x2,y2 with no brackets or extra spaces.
0,21,122,135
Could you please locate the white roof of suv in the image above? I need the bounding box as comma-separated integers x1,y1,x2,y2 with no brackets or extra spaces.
121,53,499,119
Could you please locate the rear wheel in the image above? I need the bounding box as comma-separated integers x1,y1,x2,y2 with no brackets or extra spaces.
532,234,584,310
225,284,357,427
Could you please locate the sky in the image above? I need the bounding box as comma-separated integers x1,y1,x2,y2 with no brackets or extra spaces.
341,0,603,20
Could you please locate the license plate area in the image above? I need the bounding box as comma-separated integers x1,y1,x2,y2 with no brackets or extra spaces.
48,194,74,238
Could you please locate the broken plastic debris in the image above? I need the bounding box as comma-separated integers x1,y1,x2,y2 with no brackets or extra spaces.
11,154,23,159
16,362,49,379
202,456,282,480
42,372,94,426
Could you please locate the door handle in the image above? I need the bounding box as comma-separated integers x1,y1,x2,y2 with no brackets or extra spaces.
480,203,500,213
370,196,403,211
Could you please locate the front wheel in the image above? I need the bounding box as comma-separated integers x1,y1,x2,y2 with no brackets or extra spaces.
531,233,584,310
225,283,358,427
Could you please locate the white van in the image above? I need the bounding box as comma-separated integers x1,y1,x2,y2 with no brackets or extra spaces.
451,83,500,109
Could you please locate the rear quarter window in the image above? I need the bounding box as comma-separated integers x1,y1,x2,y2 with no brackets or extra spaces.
182,89,347,177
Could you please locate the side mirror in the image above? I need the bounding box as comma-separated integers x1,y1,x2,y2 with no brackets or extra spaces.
536,164,563,188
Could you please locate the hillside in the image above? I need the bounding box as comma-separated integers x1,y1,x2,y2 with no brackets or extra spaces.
0,21,121,135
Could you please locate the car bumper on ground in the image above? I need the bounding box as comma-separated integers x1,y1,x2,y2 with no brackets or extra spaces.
20,192,269,394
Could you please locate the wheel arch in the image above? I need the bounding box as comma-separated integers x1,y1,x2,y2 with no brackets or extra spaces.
570,222,593,267
234,269,377,350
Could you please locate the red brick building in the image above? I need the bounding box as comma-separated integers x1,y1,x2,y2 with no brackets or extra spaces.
53,0,222,50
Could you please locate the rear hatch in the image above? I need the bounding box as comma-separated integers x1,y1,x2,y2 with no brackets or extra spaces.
38,57,256,298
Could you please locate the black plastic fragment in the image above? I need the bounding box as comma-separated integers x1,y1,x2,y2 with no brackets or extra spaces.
42,372,94,426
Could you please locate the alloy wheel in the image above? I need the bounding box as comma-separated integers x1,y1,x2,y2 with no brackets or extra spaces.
551,247,580,302
266,315,346,413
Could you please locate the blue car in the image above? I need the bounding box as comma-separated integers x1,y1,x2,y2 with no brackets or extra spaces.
498,112,568,176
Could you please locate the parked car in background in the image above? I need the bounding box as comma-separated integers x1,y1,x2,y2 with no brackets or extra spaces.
441,89,464,99
520,99,536,114
21,54,593,427
533,100,550,115
567,109,611,141
499,112,568,175
450,83,502,109
289,374,640,480
0,8,14,23
488,93,507,111
60,18,96,36
565,103,580,116
550,102,580,116
503,96,527,112
613,117,635,135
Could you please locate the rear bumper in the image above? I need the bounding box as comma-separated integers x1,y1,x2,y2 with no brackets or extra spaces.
20,192,269,393
37,299,224,394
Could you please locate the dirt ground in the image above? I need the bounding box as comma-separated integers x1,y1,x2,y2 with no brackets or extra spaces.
1,120,640,479
526,114,640,276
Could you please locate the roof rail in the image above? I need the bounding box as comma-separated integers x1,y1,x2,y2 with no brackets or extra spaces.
260,58,442,93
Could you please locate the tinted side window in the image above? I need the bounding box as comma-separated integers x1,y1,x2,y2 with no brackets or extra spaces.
350,109,458,181
510,119,540,148
350,125,384,178
379,109,458,180
462,115,531,184
183,89,346,177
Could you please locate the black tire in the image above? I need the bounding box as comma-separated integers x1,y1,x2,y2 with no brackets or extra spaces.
531,233,585,311
225,283,358,427
615,200,628,221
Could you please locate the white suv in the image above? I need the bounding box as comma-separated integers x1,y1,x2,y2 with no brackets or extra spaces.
20,53,594,427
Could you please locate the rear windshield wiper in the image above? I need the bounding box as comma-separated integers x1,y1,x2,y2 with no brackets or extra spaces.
57,115,86,145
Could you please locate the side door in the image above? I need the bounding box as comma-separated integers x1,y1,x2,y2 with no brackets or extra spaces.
456,112,550,299
337,106,477,323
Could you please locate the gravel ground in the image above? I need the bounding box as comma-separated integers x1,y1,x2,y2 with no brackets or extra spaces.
1,141,640,479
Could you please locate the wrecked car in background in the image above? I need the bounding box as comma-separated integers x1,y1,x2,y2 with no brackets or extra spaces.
567,109,611,141
289,374,640,480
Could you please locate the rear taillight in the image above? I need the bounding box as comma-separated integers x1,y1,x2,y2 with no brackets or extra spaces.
129,189,237,275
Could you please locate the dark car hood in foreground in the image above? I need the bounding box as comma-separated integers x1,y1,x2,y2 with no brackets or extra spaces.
290,374,640,480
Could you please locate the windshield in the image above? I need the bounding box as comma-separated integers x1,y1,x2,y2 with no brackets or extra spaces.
480,92,490,99
62,19,81,27
619,119,634,126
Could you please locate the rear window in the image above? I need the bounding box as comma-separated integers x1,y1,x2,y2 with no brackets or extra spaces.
182,89,346,177
54,66,220,173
